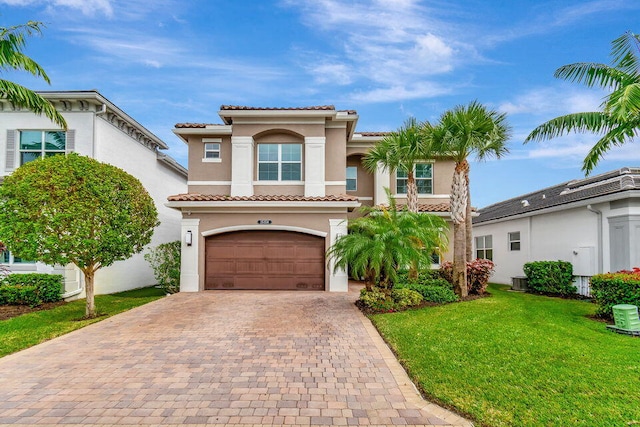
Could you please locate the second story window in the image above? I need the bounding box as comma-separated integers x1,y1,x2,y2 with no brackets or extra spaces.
204,143,220,159
258,144,301,181
20,130,66,165
346,166,357,191
396,163,433,194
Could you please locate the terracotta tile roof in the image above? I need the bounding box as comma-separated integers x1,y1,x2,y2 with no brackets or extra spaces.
376,203,451,213
174,123,217,128
357,132,391,137
474,167,640,224
167,194,359,202
220,105,336,111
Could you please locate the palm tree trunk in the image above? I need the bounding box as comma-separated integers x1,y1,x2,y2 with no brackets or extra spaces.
406,171,418,213
451,161,469,297
466,175,473,262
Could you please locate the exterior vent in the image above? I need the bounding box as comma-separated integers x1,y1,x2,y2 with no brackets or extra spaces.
511,276,528,291
521,200,529,207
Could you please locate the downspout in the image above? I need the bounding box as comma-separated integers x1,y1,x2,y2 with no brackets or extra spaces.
587,204,603,273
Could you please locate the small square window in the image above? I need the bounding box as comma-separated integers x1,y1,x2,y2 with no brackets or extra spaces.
204,143,220,159
508,232,521,251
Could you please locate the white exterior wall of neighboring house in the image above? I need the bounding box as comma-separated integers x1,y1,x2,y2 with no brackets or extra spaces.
0,92,187,298
474,172,640,295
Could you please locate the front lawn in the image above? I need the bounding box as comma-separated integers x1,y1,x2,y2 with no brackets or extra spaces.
371,284,640,427
0,286,165,357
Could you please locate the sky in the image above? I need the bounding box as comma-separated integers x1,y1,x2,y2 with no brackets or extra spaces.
1,0,639,208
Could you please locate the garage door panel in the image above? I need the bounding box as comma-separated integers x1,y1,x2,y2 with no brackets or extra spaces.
205,230,325,291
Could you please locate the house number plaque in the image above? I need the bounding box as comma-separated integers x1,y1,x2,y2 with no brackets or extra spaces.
257,219,272,225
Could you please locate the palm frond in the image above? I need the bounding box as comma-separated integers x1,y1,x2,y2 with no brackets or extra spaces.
0,79,67,129
605,82,640,119
0,21,50,82
554,63,632,90
582,121,640,174
610,31,640,77
525,112,612,142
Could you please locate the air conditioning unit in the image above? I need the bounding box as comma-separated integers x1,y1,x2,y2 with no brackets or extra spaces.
511,276,528,291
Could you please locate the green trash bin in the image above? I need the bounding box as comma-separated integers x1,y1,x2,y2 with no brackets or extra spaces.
612,304,640,331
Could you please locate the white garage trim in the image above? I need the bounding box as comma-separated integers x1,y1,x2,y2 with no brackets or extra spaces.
201,224,328,238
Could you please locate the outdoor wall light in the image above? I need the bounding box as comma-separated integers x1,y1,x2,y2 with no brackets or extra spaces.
185,230,193,246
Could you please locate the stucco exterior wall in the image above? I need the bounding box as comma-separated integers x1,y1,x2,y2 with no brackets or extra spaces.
94,118,186,295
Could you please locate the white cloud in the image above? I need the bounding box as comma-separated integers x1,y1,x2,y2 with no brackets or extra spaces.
283,0,473,103
499,86,604,118
0,0,113,16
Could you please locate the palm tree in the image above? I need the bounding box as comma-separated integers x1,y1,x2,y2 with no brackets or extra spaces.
525,31,640,174
362,117,432,212
0,21,66,129
327,194,449,292
430,101,511,297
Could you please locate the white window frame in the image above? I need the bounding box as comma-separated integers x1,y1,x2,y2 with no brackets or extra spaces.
19,130,66,165
396,162,433,195
346,166,357,191
475,235,493,260
508,231,521,251
202,138,222,163
1,250,35,265
257,143,302,182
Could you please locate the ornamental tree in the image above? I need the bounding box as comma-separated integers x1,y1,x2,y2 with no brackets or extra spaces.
0,153,158,318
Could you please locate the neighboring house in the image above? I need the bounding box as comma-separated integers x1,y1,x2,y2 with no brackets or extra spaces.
168,105,455,292
473,167,640,295
0,90,187,299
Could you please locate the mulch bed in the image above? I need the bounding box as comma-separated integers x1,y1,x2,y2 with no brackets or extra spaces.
0,301,67,321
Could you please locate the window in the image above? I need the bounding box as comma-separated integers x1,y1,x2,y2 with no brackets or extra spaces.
204,143,220,159
430,252,441,265
20,130,66,165
475,235,493,260
1,250,34,265
258,144,302,181
346,166,357,191
508,231,521,251
396,163,433,194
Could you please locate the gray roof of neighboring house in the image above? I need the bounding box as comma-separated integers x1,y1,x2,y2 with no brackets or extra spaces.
474,167,640,224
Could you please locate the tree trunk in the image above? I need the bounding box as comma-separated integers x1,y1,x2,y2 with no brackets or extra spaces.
82,266,97,318
451,161,469,297
406,170,418,213
466,176,473,263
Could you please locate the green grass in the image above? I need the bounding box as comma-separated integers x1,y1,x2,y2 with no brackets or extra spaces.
0,286,165,358
371,284,640,427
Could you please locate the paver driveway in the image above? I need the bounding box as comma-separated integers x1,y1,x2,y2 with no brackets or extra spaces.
0,286,472,427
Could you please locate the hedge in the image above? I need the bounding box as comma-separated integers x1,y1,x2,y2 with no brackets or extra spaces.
0,274,63,306
591,271,640,319
523,260,576,296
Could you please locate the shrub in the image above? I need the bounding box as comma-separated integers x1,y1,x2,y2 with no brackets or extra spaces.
523,261,576,296
397,282,459,303
359,287,396,312
440,259,495,295
391,288,423,309
359,287,423,312
591,271,640,319
144,241,181,294
0,274,63,306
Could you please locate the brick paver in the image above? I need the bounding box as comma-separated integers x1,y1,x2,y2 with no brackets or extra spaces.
0,285,472,426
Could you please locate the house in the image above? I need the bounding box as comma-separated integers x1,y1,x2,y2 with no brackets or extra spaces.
167,105,456,292
0,90,187,299
473,167,640,295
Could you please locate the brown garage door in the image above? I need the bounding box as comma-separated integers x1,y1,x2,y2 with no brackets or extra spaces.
205,231,325,290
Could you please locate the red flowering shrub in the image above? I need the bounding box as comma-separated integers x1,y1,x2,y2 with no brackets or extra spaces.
441,259,495,295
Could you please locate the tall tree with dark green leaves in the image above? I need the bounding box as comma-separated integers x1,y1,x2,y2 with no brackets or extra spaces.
431,101,511,297
526,31,640,174
0,154,158,318
0,21,66,129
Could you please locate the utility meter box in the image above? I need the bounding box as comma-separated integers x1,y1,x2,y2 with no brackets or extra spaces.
612,304,640,331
